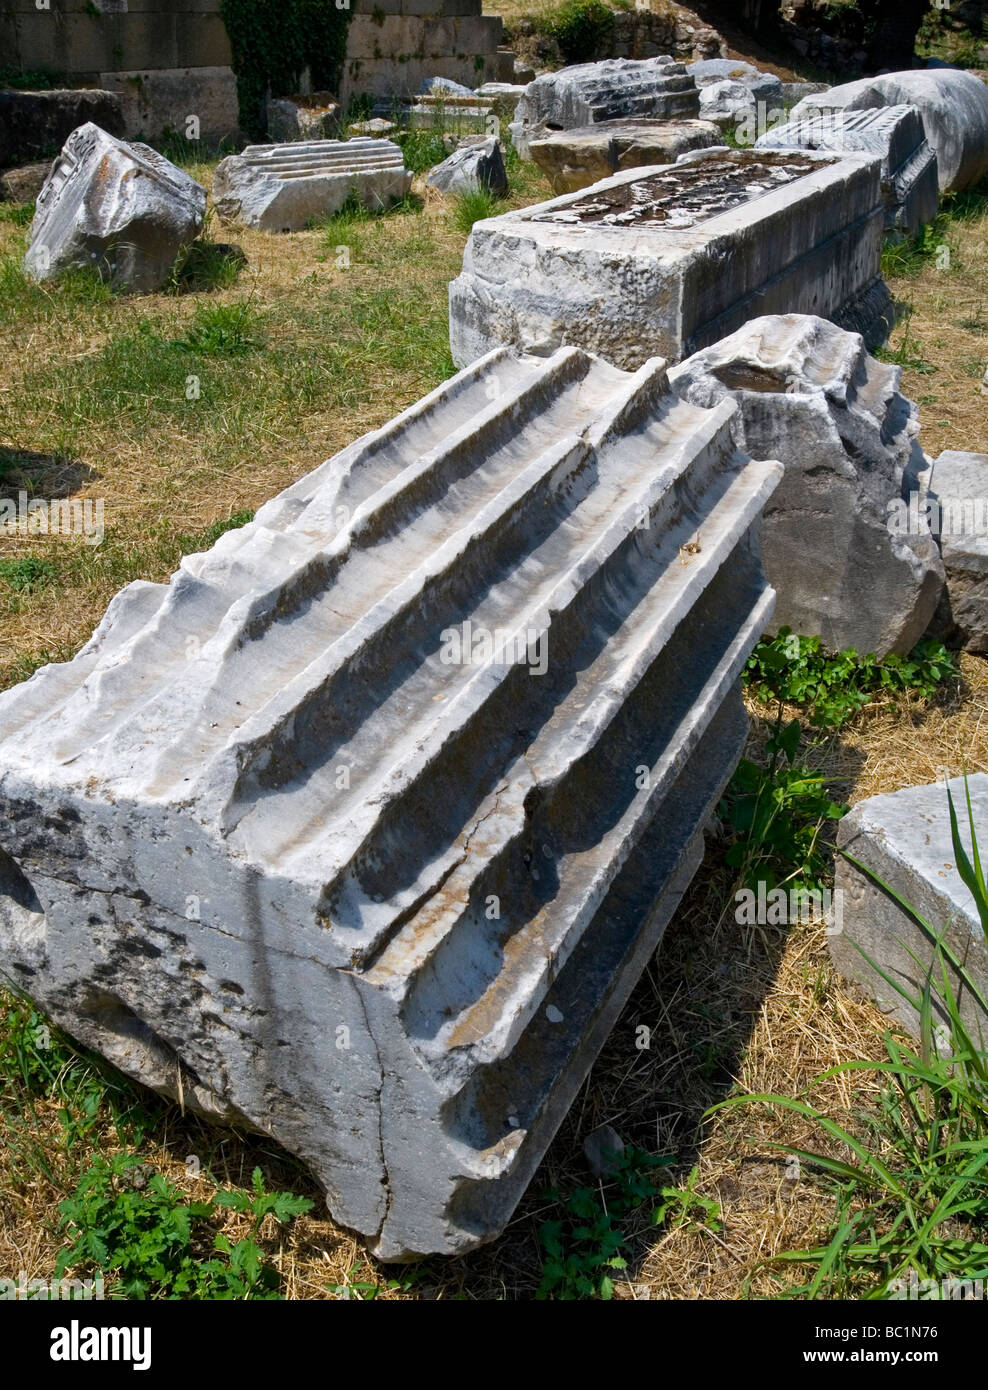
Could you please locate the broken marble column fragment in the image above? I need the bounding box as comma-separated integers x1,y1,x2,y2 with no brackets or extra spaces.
791,69,988,193
0,344,781,1260
23,123,206,293
509,56,701,159
756,105,938,235
668,314,944,658
830,775,988,1040
449,147,892,371
213,138,412,232
927,450,988,654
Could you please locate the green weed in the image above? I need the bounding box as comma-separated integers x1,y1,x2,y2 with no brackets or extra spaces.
168,239,245,294
537,1147,675,1299
55,1155,312,1299
177,300,264,355
0,556,58,593
653,1165,723,1234
744,628,959,730
451,188,501,233
719,717,846,894
881,220,954,279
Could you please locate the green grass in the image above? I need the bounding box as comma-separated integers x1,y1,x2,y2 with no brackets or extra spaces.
451,188,503,233
168,239,246,294
0,256,115,319
0,203,34,228
0,556,58,593
177,300,265,355
0,991,162,1191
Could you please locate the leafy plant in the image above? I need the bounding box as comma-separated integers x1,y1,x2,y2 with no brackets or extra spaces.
0,556,58,593
714,777,988,1299
548,0,615,63
653,1164,723,1234
744,628,958,730
326,1264,421,1299
537,1146,674,1299
220,0,352,138
55,1154,312,1299
719,718,846,894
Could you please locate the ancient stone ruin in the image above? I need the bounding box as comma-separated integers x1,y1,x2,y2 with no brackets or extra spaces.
425,137,509,198
686,57,784,127
343,0,505,104
0,344,781,1258
0,0,239,141
449,148,892,371
0,88,124,170
509,57,702,160
831,775,988,1040
0,0,505,138
792,68,988,194
669,315,944,659
757,105,939,236
213,139,412,233
23,123,206,295
528,118,720,195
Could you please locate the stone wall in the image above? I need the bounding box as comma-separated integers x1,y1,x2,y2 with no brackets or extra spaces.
343,0,503,103
0,0,504,134
0,0,239,139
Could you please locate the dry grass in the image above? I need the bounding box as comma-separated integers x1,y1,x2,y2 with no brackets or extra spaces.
886,199,988,458
0,144,986,1300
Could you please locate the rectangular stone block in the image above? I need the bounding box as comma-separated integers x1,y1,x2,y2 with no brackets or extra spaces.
0,89,124,167
98,67,239,141
172,14,232,68
0,344,781,1258
345,13,500,60
342,55,493,103
450,147,891,371
831,776,988,1040
528,118,721,194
